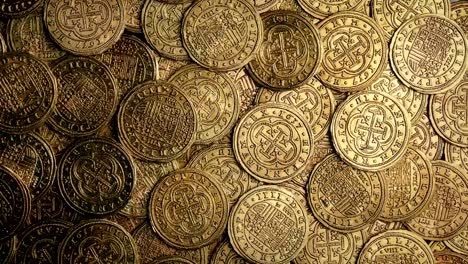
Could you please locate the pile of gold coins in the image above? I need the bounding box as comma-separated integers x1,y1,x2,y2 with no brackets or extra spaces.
1,0,468,263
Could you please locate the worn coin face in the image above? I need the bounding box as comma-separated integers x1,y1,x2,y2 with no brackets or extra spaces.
233,103,314,183
125,0,144,33
410,114,445,160
44,0,126,56
211,240,249,264
229,185,309,264
169,65,240,144
50,56,117,137
247,11,321,89
182,0,263,71
149,168,229,249
296,0,363,19
357,230,435,264
58,219,139,264
331,90,411,171
0,0,42,17
390,14,468,94
446,226,468,256
446,144,468,172
118,81,197,162
318,12,387,92
434,251,468,264
58,138,135,215
0,53,57,133
406,161,468,240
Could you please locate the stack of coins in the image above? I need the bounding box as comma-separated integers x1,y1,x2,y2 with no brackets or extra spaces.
0,0,467,263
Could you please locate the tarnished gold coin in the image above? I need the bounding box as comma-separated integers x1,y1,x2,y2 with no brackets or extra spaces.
434,251,468,264
211,240,249,264
317,12,387,92
44,0,126,56
446,226,468,256
390,14,468,94
125,0,144,33
297,0,363,19
452,2,468,38
152,256,196,264
149,168,229,249
373,0,450,39
410,114,445,160
379,147,434,222
357,230,435,264
143,1,190,61
0,0,42,17
0,53,57,133
58,219,139,264
118,81,197,162
406,161,468,240
331,90,411,171
169,65,240,144
446,144,468,173
233,103,314,183
247,10,321,89
228,185,309,264
181,0,263,71
307,153,386,232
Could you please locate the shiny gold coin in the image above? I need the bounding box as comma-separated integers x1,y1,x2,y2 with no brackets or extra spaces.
44,0,126,56
446,226,468,256
317,11,387,92
125,0,144,33
157,56,191,81
210,240,249,264
406,161,468,240
446,144,468,172
434,251,468,264
253,0,279,13
357,230,435,264
233,103,314,183
331,90,411,171
234,69,259,118
452,2,468,38
269,0,321,25
181,0,263,71
390,14,468,94
0,0,42,17
297,0,363,19
228,185,309,264
247,10,321,89
152,256,196,264
307,153,386,232
410,114,445,160
362,220,405,242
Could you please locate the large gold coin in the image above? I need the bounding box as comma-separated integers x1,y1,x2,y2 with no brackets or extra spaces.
451,1,468,38
331,90,411,171
446,226,468,256
317,12,387,92
233,103,314,183
446,144,468,172
357,230,435,264
307,153,386,232
390,14,468,94
405,161,468,240
410,114,445,160
297,0,363,19
247,10,321,89
228,185,309,264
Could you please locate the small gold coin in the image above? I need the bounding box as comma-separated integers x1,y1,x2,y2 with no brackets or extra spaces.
307,153,386,232
452,2,468,38
410,114,445,160
446,144,468,172
297,0,363,19
211,240,249,264
357,230,435,264
125,0,144,33
317,11,387,92
331,90,411,171
446,226,468,256
0,0,42,17
233,103,314,183
390,14,468,94
247,10,321,89
405,161,468,240
181,0,263,71
228,185,309,264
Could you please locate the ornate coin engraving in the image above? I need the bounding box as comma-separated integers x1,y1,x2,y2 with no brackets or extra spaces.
0,0,42,17
296,0,363,19
125,0,144,32
211,240,249,263
446,225,468,256
446,144,468,173
410,114,445,160
452,2,468,39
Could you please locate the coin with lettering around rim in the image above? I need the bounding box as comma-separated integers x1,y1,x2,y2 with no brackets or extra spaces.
152,256,196,264
125,0,144,33
362,220,405,243
446,144,468,172
317,11,387,92
58,138,135,215
434,250,468,264
182,0,263,71
445,225,468,256
0,0,42,17
452,2,468,38
247,10,322,90
253,0,278,13
296,0,363,19
210,240,249,264
410,114,445,160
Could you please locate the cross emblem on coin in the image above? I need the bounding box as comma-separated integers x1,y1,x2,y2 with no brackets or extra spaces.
256,123,294,163
325,32,369,74
78,158,120,201
63,1,108,34
388,0,422,24
315,230,347,263
280,91,318,122
450,86,468,132
189,83,220,125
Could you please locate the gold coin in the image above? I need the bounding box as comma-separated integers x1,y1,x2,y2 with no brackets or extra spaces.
253,0,279,13
357,230,435,264
228,185,309,263
372,0,450,39
181,0,263,71
307,153,386,232
35,124,72,155
44,0,126,56
390,14,468,94
297,0,363,19
234,69,259,118
434,251,468,263
233,103,314,183
355,0,371,16
247,10,321,89
331,90,411,171
125,0,144,33
269,0,321,25
446,226,468,256
379,147,434,222
405,161,468,240
410,114,445,160
446,144,468,172
169,65,240,144
211,240,249,264
317,11,387,92
156,57,191,81
362,220,405,242
152,256,196,264
451,2,468,38
0,0,42,17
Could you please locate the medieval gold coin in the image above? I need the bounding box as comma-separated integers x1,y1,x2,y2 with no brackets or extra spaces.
434,251,468,264
0,0,42,17
247,10,321,89
228,185,309,264
125,0,144,33
149,168,229,249
410,114,445,160
44,0,126,56
406,161,468,240
58,138,135,215
152,256,196,264
446,144,468,172
452,1,468,38
390,14,468,94
446,226,468,256
357,230,435,264
296,0,363,19
118,80,197,162
331,90,411,171
317,11,387,92
211,240,249,264
233,102,314,183
307,153,386,232
181,0,263,71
